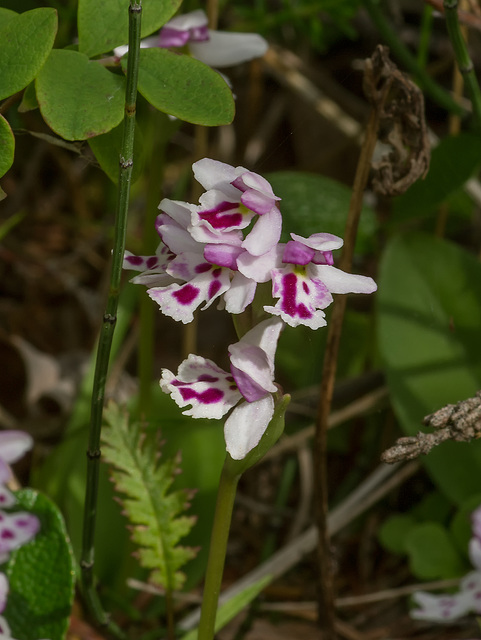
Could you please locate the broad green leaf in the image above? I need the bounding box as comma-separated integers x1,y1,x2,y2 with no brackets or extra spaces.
88,121,144,184
265,171,377,254
378,514,416,554
0,8,17,26
393,133,481,223
0,115,14,179
450,494,481,558
36,49,125,141
405,522,466,579
78,0,181,58
5,489,75,640
377,233,481,504
102,402,197,591
127,48,235,126
0,8,57,100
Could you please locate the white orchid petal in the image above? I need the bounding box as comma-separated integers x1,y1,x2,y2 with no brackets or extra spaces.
160,355,241,419
242,206,282,256
237,244,283,283
290,232,344,252
164,9,208,31
223,272,257,314
190,30,268,68
312,265,377,295
265,266,331,329
193,159,239,193
0,431,33,465
224,396,274,460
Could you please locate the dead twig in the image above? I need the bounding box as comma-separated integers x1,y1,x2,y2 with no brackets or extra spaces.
382,391,481,463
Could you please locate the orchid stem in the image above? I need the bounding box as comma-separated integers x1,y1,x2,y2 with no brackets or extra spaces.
198,457,240,640
80,1,141,634
443,0,481,132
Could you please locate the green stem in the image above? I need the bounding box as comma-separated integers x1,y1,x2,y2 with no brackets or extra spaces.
198,458,240,640
444,0,481,132
81,1,142,634
417,4,433,69
362,0,466,118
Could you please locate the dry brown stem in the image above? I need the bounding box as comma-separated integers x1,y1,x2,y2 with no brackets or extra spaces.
382,391,481,463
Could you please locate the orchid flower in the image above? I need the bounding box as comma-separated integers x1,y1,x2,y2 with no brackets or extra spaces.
258,232,377,329
123,168,281,323
114,9,268,70
160,317,284,459
411,504,481,622
0,431,33,508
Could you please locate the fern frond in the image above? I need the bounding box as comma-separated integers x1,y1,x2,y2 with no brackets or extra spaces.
101,402,197,591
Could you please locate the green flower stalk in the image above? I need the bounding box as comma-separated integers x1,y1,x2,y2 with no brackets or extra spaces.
80,1,142,634
443,0,481,133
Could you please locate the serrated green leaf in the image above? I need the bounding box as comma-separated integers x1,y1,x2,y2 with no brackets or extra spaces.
102,402,197,591
405,522,466,580
88,121,144,183
392,133,481,223
127,48,235,126
36,49,125,141
377,233,481,504
78,0,181,58
265,171,377,254
5,489,75,640
0,8,57,101
0,115,14,180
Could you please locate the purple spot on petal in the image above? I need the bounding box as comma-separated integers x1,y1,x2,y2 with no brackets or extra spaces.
173,284,199,305
208,279,222,299
1,530,14,540
127,256,143,266
198,374,219,383
0,497,5,504
179,387,224,404
195,263,212,274
146,257,159,269
280,273,313,320
14,519,29,527
302,281,310,294
198,201,243,230
212,268,222,278
226,376,235,382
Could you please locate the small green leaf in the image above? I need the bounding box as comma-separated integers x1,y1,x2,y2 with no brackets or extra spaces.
393,133,481,223
0,8,57,100
36,49,125,141
78,0,182,58
102,402,197,591
265,171,377,254
5,489,75,640
0,115,14,180
378,514,417,554
88,121,144,184
405,522,466,580
128,48,235,126
377,233,481,504
18,81,38,113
